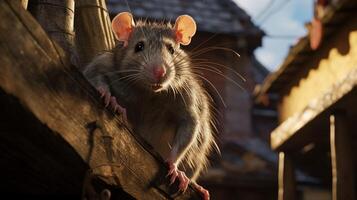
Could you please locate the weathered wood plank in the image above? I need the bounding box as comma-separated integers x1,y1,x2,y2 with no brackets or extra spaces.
278,152,296,200
0,1,200,199
74,0,116,69
330,113,355,200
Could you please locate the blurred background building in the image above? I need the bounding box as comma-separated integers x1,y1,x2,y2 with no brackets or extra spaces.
106,0,278,199
255,0,357,199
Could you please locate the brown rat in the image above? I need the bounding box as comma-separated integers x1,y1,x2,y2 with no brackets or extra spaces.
83,12,218,200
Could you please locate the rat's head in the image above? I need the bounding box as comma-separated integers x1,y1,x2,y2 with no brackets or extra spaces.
112,12,196,93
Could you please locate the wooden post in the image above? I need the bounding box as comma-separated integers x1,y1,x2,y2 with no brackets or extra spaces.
330,113,355,200
74,0,116,69
278,152,296,200
28,0,75,57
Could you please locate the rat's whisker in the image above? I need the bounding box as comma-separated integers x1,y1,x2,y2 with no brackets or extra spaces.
192,64,224,75
168,84,176,100
86,69,141,80
193,60,246,82
190,47,240,59
108,73,140,86
191,73,226,108
120,75,143,91
194,61,247,82
191,66,245,91
178,91,187,107
190,33,218,52
175,57,246,82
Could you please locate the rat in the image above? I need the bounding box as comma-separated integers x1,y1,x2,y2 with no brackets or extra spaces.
83,12,218,200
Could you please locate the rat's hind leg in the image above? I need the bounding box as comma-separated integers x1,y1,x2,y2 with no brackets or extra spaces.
166,161,190,192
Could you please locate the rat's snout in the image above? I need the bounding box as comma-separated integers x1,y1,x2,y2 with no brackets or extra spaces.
152,66,166,82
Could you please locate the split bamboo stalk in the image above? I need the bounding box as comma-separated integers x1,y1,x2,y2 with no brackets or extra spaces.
74,0,116,69
28,0,75,58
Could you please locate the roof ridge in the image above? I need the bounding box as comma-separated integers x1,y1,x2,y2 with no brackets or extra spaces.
106,0,263,35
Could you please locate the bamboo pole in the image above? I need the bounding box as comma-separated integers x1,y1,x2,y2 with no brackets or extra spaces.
18,0,28,9
74,0,116,69
28,0,75,58
21,0,28,9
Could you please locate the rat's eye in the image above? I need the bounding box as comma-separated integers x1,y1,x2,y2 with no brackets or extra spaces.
135,41,145,53
166,44,175,55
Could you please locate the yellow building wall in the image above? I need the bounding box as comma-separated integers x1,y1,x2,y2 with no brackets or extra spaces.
279,18,357,122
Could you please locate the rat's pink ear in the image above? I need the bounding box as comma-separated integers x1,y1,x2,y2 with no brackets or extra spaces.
173,15,197,45
112,12,135,46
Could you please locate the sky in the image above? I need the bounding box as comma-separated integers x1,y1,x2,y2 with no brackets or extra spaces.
233,0,314,71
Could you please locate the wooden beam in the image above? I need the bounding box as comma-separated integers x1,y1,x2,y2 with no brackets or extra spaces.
330,113,355,200
278,152,296,200
74,0,116,69
0,1,200,199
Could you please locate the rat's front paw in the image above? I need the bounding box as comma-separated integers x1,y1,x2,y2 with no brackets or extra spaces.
97,86,127,118
166,161,190,192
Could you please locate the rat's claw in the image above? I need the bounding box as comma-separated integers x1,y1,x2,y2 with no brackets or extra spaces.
104,94,111,107
96,87,127,118
178,171,189,192
110,96,118,111
193,183,210,200
169,169,178,185
110,96,125,113
96,86,111,107
165,161,190,192
166,161,176,176
97,87,106,98
122,109,128,121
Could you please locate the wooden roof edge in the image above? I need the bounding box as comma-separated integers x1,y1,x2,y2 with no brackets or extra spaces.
270,68,357,151
254,0,355,103
254,36,309,103
0,1,201,199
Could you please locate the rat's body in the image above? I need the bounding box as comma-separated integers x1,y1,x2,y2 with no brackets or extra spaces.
83,13,217,199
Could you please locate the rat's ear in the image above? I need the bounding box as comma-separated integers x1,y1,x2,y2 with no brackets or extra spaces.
112,12,135,46
173,15,197,45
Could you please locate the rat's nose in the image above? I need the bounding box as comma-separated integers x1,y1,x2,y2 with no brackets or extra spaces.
153,66,166,81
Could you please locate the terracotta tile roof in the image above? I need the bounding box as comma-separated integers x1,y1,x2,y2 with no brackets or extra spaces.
106,0,262,35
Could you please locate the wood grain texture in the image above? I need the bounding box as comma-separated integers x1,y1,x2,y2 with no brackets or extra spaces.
74,0,116,69
28,0,75,58
0,1,200,199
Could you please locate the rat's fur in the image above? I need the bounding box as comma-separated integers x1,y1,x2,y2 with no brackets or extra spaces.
83,20,218,182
